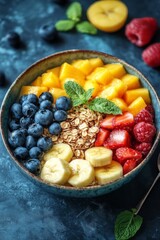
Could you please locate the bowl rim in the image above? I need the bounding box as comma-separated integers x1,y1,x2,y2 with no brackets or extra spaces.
1,49,160,193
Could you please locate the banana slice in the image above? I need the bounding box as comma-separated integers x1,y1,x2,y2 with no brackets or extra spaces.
43,143,73,163
95,160,123,185
68,159,95,187
85,147,113,167
40,158,71,185
87,1,128,32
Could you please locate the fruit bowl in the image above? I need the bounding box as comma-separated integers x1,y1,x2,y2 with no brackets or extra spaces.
0,49,160,197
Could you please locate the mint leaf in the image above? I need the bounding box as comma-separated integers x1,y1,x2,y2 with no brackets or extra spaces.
76,21,97,35
66,2,82,22
55,20,75,31
88,98,122,115
64,81,87,106
115,209,143,240
85,88,94,101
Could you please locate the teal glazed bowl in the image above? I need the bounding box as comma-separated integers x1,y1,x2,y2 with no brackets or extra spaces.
1,50,160,197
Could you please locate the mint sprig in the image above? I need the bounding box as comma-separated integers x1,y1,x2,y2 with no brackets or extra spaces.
115,209,143,240
64,81,122,115
55,20,75,31
66,2,82,22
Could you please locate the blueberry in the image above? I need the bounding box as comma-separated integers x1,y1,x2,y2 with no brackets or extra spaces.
9,119,20,131
19,128,28,136
37,137,53,151
40,100,53,110
54,110,67,122
39,92,53,103
20,117,33,128
26,135,37,149
14,147,29,159
34,109,53,126
19,95,28,104
0,71,6,87
48,122,62,135
55,96,72,111
23,159,40,174
26,94,39,105
10,103,22,120
29,147,42,159
8,129,26,148
6,31,21,48
28,123,43,137
39,24,58,42
22,103,38,117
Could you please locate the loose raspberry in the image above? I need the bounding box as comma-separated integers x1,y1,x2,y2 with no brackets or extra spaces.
145,104,155,118
133,121,156,143
134,142,152,156
125,17,158,47
142,43,160,67
135,109,153,124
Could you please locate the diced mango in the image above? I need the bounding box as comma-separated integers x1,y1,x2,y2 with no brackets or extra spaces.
47,66,61,77
87,67,113,85
128,97,147,116
111,98,128,112
89,58,104,69
20,86,48,97
121,74,141,90
98,86,118,100
84,80,101,97
110,78,127,97
71,59,93,75
49,88,67,102
41,72,60,88
61,77,85,88
123,88,151,105
31,76,42,86
104,63,126,78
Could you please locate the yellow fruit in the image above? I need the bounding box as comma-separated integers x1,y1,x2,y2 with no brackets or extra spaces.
47,66,61,77
41,72,60,88
87,67,113,85
123,88,151,105
128,97,147,116
87,1,128,32
49,88,67,102
71,59,93,75
110,78,127,97
89,58,104,69
104,63,126,78
61,77,85,89
121,74,141,90
31,76,42,86
20,86,48,97
98,86,118,100
111,98,128,112
84,80,101,97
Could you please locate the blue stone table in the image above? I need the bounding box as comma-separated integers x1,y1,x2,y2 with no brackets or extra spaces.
0,0,160,239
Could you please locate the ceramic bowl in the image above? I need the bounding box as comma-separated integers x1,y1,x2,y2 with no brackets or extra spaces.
1,50,160,197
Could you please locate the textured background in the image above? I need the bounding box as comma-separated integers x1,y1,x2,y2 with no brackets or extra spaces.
0,0,160,239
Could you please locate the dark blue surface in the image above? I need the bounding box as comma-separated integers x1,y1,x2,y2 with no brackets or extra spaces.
0,0,160,239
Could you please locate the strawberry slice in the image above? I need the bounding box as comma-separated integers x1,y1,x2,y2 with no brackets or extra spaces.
104,129,130,149
115,147,142,165
113,112,134,128
123,159,137,175
94,128,110,147
100,115,115,129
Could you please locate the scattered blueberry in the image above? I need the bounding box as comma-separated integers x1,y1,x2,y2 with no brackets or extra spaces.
9,119,20,131
37,137,53,151
19,95,28,104
29,147,42,159
10,103,23,120
39,92,53,103
48,122,62,135
55,96,72,111
39,24,58,42
22,103,38,117
40,100,53,110
8,129,26,148
26,135,37,149
20,117,33,128
34,109,53,126
54,110,67,122
26,94,39,106
28,123,43,137
6,31,21,48
23,159,40,174
14,147,29,159
0,71,6,87
19,128,28,136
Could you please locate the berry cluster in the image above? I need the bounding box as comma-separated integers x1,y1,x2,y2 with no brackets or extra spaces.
8,92,72,174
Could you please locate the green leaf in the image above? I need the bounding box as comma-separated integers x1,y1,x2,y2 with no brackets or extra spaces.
115,209,143,240
76,21,98,35
88,98,122,115
55,20,75,31
64,81,87,106
66,2,82,22
85,88,94,101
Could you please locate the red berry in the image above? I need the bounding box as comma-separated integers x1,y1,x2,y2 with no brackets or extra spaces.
125,17,158,47
145,105,155,117
94,128,110,147
123,159,137,175
134,142,152,156
135,109,153,124
142,43,160,67
113,112,134,129
133,121,156,143
100,115,115,129
115,147,142,165
104,129,130,149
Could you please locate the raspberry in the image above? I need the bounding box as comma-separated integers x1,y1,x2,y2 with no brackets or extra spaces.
142,43,160,67
135,109,153,124
145,105,155,117
135,142,152,156
133,121,156,143
125,17,158,47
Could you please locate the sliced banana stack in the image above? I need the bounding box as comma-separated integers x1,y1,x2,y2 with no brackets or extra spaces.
43,143,73,163
68,159,95,187
85,147,113,167
95,160,123,185
40,158,71,185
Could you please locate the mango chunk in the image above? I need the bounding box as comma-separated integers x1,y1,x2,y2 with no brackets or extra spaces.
111,98,128,112
61,77,85,88
47,66,61,77
98,86,118,100
31,76,42,86
87,67,113,85
84,80,101,97
128,97,147,116
121,74,141,90
89,58,104,69
41,72,60,88
104,63,126,78
71,59,93,75
110,78,127,97
123,88,151,105
20,86,48,97
49,88,67,102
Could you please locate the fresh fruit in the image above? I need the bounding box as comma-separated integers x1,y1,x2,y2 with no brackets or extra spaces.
40,100,53,110
0,71,6,86
134,142,152,156
95,160,123,185
104,129,130,149
133,122,156,143
145,104,154,117
113,112,134,129
98,86,118,100
135,108,153,124
109,78,127,97
39,92,53,103
31,77,42,87
121,74,141,90
55,96,72,111
48,122,62,135
94,128,110,147
23,159,40,174
6,31,22,48
40,158,71,185
115,147,142,165
34,109,53,126
25,135,37,150
10,103,22,120
104,63,126,78
41,72,60,89
9,119,20,131
8,129,26,148
87,67,113,85
100,115,114,129
39,24,58,42
22,103,38,117
20,86,48,97
142,43,160,67
111,98,128,112
84,80,101,98
85,147,113,167
14,147,29,160
43,143,73,163
127,96,147,116
54,110,67,122
68,159,95,187
49,88,67,102
27,123,43,138
37,137,53,151
87,1,128,32
89,58,104,69
24,93,39,105
125,17,158,47
71,59,93,75
29,146,42,159
123,88,151,105
20,117,33,128
123,159,137,175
